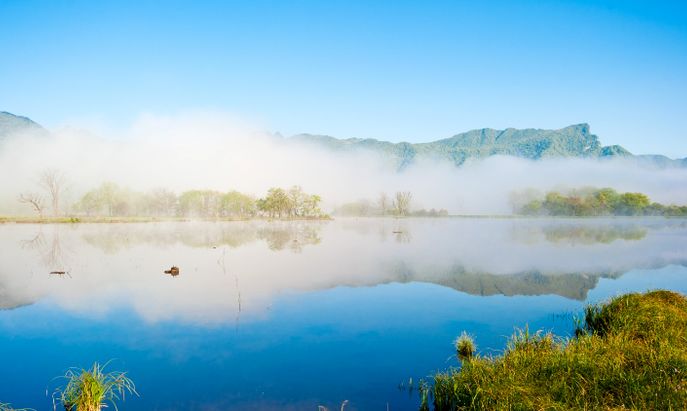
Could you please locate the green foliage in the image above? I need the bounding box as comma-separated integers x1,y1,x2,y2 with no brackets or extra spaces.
516,187,687,217
424,290,687,410
178,189,222,218
53,361,137,411
75,182,146,217
259,187,290,218
221,190,256,218
257,186,323,218
616,192,651,215
72,183,323,219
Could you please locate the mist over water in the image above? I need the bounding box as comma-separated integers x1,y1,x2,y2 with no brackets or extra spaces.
1,218,685,323
1,111,686,215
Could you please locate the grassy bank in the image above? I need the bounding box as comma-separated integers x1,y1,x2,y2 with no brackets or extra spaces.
423,290,687,410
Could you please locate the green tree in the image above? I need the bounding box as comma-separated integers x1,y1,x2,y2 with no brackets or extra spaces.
593,188,620,215
76,182,122,216
616,192,650,215
258,188,291,218
146,188,178,216
303,194,322,217
221,191,256,218
286,186,301,217
543,192,570,216
179,190,222,217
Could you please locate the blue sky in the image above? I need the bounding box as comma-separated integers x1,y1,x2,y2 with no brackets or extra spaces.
1,0,686,156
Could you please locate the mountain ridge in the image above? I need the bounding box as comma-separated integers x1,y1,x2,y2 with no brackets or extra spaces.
0,111,46,139
291,123,685,169
2,111,684,168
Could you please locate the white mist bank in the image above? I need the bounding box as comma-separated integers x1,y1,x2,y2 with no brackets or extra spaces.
1,111,686,215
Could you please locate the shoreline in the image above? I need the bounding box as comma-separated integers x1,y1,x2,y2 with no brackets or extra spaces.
0,214,683,224
0,216,333,224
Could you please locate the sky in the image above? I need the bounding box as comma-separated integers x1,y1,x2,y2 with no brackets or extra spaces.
1,0,686,157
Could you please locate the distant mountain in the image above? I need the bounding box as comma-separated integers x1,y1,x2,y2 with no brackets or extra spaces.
633,154,687,168
0,111,46,139
291,124,685,169
2,111,684,168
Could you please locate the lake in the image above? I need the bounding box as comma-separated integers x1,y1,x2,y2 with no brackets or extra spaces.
1,218,686,410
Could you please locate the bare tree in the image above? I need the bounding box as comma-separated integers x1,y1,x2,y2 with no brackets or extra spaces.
393,191,413,216
377,192,389,216
39,168,66,217
19,192,45,217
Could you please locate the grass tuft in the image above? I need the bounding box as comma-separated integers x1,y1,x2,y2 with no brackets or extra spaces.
454,332,476,362
52,361,137,411
424,290,687,410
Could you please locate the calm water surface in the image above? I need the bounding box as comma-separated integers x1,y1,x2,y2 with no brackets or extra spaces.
1,218,686,410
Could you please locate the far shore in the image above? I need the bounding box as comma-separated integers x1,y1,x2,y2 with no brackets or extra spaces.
0,214,683,224
0,215,333,224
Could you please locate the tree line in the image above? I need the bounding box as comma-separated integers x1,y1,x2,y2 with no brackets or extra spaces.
515,188,687,217
75,184,324,218
334,191,448,217
17,170,325,219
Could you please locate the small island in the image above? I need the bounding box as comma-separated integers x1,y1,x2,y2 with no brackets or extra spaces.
514,187,687,217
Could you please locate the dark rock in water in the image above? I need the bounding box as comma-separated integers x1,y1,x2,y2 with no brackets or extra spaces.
164,266,180,276
49,271,71,278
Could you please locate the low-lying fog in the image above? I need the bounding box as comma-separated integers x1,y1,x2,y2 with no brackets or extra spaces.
1,112,686,214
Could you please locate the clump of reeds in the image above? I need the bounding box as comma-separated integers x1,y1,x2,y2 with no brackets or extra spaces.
423,290,687,410
453,332,475,362
418,379,430,411
53,361,137,411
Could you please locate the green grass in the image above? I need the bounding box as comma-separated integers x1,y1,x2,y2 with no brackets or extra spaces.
53,362,137,411
423,290,687,410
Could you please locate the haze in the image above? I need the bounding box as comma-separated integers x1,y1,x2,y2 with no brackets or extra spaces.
1,112,686,215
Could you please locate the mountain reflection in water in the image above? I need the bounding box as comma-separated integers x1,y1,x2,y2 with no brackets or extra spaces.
0,218,684,319
0,218,686,410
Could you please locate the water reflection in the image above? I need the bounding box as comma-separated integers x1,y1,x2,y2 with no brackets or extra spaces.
79,221,324,253
20,227,71,273
1,218,687,410
0,218,685,322
392,263,622,300
542,225,647,244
